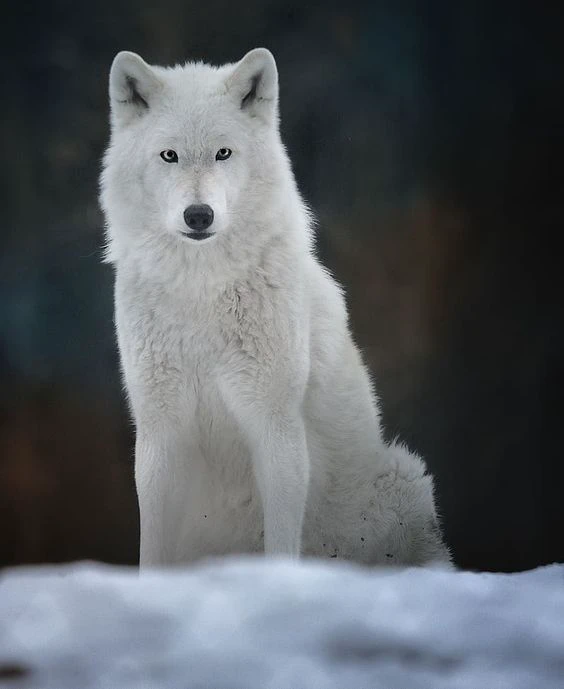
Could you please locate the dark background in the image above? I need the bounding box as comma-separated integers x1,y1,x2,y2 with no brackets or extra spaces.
1,0,563,572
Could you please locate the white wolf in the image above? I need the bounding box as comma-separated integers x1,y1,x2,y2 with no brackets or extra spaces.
100,48,451,568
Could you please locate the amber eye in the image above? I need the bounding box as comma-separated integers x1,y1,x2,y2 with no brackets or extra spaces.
160,149,178,163
215,148,232,161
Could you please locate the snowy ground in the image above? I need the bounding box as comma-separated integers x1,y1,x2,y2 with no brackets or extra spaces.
0,558,563,689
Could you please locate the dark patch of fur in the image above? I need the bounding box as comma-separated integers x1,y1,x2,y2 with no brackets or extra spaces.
125,76,149,109
241,73,261,109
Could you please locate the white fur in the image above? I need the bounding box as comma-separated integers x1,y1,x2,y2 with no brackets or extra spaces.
100,48,451,568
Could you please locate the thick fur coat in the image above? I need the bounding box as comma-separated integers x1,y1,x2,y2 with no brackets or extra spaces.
100,48,451,567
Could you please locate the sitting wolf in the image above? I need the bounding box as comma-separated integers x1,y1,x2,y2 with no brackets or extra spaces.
100,47,451,567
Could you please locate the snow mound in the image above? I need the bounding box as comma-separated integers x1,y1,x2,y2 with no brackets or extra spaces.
1,558,563,688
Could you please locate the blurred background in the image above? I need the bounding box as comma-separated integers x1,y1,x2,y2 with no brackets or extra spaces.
1,0,563,572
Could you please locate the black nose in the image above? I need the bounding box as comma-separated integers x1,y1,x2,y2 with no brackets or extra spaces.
183,204,214,232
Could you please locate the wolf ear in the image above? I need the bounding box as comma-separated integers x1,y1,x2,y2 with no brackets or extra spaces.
109,51,162,126
225,48,278,122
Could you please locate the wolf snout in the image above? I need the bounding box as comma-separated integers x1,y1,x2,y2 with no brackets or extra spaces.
184,204,214,232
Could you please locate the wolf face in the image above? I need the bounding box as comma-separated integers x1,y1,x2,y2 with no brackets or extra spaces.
101,49,282,253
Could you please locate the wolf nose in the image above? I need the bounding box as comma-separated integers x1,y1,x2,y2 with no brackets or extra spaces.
184,204,214,232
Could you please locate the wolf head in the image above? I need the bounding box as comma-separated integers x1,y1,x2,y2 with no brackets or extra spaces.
100,49,302,266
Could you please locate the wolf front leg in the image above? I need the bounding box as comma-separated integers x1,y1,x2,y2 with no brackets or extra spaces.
135,428,184,568
221,377,310,558
252,414,310,556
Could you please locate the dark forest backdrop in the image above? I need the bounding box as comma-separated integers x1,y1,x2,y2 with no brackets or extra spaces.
1,0,563,571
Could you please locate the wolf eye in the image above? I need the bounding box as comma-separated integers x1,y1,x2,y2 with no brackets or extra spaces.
160,150,178,163
215,148,232,161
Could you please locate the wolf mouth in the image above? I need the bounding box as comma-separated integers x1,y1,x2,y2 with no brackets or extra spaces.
180,231,215,241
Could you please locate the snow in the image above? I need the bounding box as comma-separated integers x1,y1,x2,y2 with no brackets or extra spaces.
1,558,563,689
